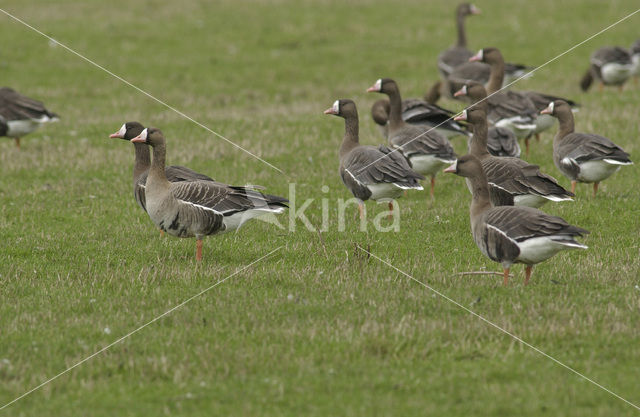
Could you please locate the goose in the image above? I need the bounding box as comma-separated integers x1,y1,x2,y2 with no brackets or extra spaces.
444,60,532,100
630,39,640,82
370,98,469,139
0,87,59,149
454,81,537,154
483,126,520,158
469,47,578,148
455,106,573,208
109,121,218,213
325,99,424,219
129,127,288,261
367,78,457,198
541,100,632,196
444,154,589,285
437,3,481,79
580,46,633,92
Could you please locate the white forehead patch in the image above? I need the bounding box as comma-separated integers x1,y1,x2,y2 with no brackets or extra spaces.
461,85,468,95
477,49,483,60
140,128,148,140
548,101,555,113
374,79,382,91
118,124,126,137
461,109,468,120
332,100,340,113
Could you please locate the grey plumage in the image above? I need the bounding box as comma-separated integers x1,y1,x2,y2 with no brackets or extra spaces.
581,46,633,91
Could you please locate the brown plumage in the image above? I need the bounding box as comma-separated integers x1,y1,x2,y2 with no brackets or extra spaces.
367,78,456,198
456,106,573,207
0,87,59,149
444,154,588,285
129,128,288,261
325,99,424,219
580,46,633,91
541,100,632,197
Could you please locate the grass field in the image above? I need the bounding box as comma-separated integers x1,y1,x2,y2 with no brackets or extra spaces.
1,0,640,415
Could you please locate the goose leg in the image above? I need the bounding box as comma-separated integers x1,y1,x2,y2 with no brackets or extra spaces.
524,266,533,285
358,202,365,221
503,268,510,286
535,133,540,142
524,138,530,156
14,137,21,149
159,229,165,237
598,82,604,92
388,201,394,220
571,180,577,194
618,85,624,93
430,176,436,199
593,182,599,197
196,239,203,261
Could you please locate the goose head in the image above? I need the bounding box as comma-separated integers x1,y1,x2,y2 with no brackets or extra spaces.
130,127,165,147
366,78,398,96
469,47,502,65
443,154,482,177
324,99,357,119
454,106,486,124
109,121,145,140
540,100,572,118
458,3,481,17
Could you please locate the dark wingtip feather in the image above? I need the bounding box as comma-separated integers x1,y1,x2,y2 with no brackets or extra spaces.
580,69,593,91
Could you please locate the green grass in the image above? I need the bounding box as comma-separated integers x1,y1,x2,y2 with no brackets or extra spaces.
1,0,640,415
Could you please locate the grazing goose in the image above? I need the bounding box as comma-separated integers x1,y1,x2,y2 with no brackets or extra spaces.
580,46,633,92
129,127,288,261
630,39,640,82
367,78,457,198
455,106,573,207
454,81,537,154
0,87,59,149
444,154,589,285
109,122,218,213
437,3,481,79
325,99,424,219
370,98,469,139
541,100,633,196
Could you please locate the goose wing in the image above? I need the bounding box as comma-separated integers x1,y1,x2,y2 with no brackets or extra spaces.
342,145,424,187
0,87,58,120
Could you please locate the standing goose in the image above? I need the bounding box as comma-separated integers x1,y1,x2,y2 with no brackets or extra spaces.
325,99,424,219
0,87,59,149
455,106,573,207
541,100,633,196
444,154,589,285
454,80,537,154
367,78,457,198
470,47,579,141
580,46,633,92
370,98,469,139
129,127,288,261
437,3,481,79
109,121,218,213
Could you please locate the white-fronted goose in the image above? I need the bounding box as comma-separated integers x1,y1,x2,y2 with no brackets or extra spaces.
470,47,578,142
630,39,640,81
455,81,537,155
580,46,633,92
370,98,469,139
129,128,288,261
541,100,633,196
325,99,424,218
367,78,457,198
482,126,520,158
109,122,219,213
444,154,589,285
455,106,573,208
445,61,531,100
437,3,481,79
0,87,59,149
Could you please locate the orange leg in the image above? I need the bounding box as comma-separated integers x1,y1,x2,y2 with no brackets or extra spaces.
388,201,394,220
524,266,533,285
503,268,510,286
535,133,540,142
598,82,604,92
593,182,599,197
159,229,165,237
430,177,436,199
525,138,530,157
571,180,577,195
358,202,365,221
196,239,203,261
14,137,21,149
